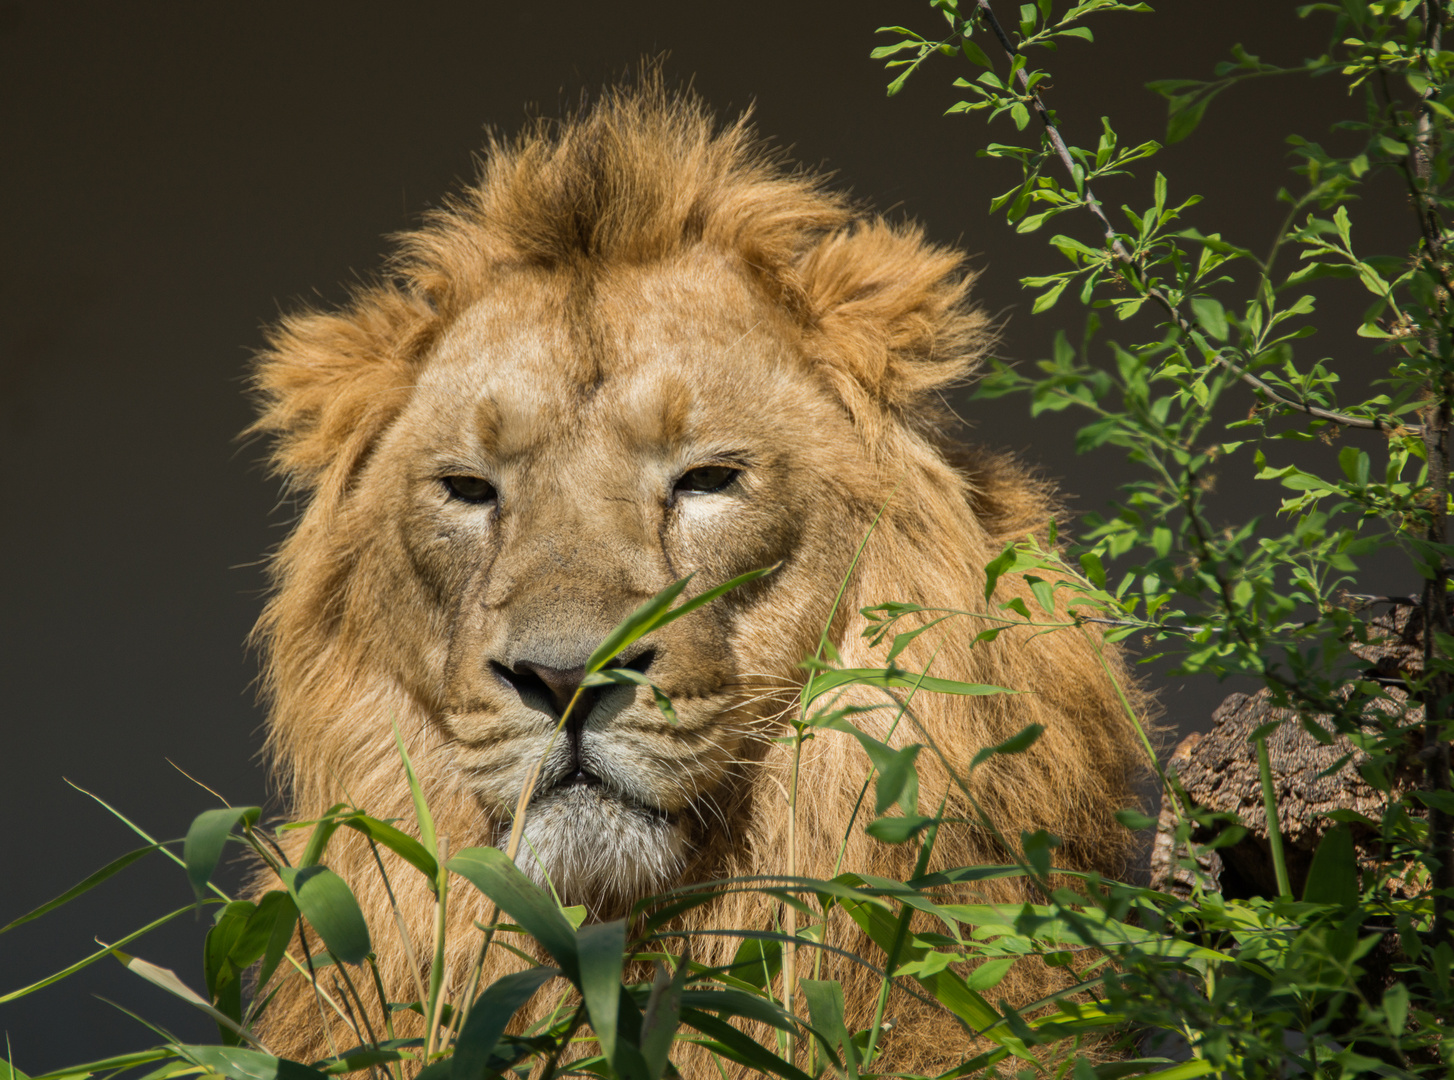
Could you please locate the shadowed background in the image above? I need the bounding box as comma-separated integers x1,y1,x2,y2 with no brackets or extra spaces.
0,0,1413,1062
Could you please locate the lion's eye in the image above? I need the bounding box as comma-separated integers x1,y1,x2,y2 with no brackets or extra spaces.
676,466,739,494
442,475,497,504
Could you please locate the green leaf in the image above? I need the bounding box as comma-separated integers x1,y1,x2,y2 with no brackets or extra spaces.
112,951,260,1048
298,802,347,869
961,37,993,68
184,807,261,902
1031,278,1070,313
1166,95,1212,144
0,901,215,1004
581,668,678,723
801,979,855,1078
963,956,1016,991
1337,446,1370,488
1026,575,1056,614
805,668,1015,708
0,844,158,934
866,814,934,843
22,1051,173,1080
1303,824,1358,909
1188,296,1228,341
448,848,580,980
679,1009,813,1080
279,866,370,965
339,813,439,882
204,901,254,1041
249,890,301,994
577,921,627,1066
1382,980,1409,1036
640,960,688,1080
728,937,782,990
1115,808,1157,830
587,565,777,675
172,1046,326,1080
971,723,1045,771
453,967,558,1079
875,743,922,815
392,723,439,870
983,544,1017,601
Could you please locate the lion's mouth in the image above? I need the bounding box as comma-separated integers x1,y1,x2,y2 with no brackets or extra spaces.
534,770,674,825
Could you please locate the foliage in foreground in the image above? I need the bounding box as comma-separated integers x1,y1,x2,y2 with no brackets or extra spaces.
6,1,1454,1078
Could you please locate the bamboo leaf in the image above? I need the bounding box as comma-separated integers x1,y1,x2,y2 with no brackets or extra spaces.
0,901,216,1003
110,950,264,1048
448,847,580,980
800,979,854,1078
184,807,260,902
392,722,439,865
453,966,558,1079
678,1009,813,1080
339,813,439,882
0,844,158,934
577,920,627,1065
171,1046,327,1080
586,565,778,675
805,668,1015,708
279,866,370,965
971,723,1045,770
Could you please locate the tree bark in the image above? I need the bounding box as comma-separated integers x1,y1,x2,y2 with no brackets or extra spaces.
1150,600,1438,901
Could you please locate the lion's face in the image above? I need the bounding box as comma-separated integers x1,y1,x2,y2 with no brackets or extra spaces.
350,251,861,907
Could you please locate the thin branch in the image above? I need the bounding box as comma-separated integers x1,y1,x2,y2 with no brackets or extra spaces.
973,0,1420,436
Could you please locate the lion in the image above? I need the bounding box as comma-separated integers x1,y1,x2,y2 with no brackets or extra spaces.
248,80,1147,1071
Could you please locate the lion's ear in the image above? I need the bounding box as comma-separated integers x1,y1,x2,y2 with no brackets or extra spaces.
250,286,435,498
797,220,991,415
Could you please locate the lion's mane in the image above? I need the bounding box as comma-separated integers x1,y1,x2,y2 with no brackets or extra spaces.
249,80,1147,1071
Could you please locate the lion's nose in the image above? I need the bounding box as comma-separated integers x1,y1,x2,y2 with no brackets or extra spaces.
489,648,656,724
507,661,591,718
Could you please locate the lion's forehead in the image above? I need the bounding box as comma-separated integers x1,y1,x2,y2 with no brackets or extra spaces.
410,258,824,462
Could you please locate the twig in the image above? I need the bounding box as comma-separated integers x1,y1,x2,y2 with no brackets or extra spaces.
972,0,1419,436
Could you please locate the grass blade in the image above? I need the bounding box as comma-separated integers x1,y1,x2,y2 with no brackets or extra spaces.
110,949,265,1049
24,1050,173,1080
171,1045,327,1080
392,719,438,862
800,979,853,1077
453,966,558,1078
577,921,626,1065
340,813,438,882
678,1009,813,1080
585,576,695,674
66,781,231,903
447,848,579,980
637,565,778,636
804,668,1016,709
0,844,157,934
0,901,218,1003
585,565,777,675
640,957,687,1080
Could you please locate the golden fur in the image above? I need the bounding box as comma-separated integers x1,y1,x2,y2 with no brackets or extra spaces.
249,81,1146,1070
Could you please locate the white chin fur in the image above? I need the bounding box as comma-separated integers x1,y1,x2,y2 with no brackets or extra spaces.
509,785,688,911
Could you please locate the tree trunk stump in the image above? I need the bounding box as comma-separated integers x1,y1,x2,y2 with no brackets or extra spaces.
1149,600,1435,900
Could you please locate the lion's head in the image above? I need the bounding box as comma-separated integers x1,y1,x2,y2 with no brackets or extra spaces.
251,82,1145,1066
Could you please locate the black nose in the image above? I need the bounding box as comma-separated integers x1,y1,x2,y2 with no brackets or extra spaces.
508,661,590,717
490,649,656,723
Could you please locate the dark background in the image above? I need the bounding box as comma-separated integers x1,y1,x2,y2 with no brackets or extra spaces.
0,0,1416,1063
